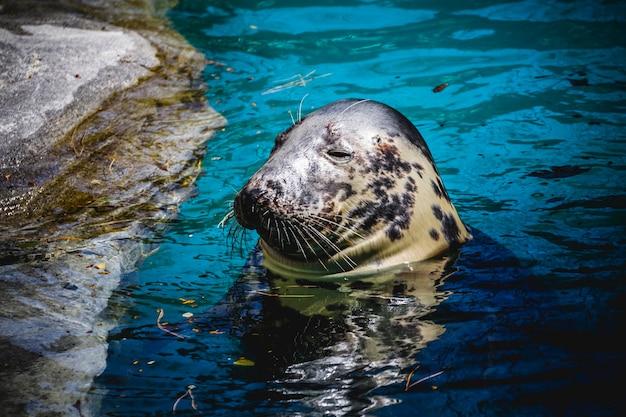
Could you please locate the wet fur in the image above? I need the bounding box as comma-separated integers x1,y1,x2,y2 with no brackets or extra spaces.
227,99,471,279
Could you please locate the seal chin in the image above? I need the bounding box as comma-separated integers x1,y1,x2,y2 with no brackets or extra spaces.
259,237,459,281
259,239,382,280
258,225,459,280
258,240,340,279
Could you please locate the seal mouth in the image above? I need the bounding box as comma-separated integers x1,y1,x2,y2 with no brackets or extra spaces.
234,186,352,261
252,210,337,259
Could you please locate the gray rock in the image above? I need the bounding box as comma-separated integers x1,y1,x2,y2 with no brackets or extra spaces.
0,1,226,415
0,23,158,208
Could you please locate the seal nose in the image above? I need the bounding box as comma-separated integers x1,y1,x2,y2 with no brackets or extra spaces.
233,187,264,230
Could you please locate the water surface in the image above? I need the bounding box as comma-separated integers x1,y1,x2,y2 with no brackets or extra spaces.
92,1,626,416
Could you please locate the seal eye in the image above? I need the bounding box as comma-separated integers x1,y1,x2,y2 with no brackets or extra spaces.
327,149,353,163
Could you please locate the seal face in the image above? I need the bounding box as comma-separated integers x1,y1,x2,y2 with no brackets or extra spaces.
232,99,471,278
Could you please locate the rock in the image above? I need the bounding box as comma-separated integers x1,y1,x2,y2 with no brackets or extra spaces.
0,1,226,415
0,23,158,213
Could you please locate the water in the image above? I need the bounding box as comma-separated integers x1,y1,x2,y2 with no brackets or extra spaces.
92,1,626,416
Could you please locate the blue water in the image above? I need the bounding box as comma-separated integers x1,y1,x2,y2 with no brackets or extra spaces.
92,1,626,416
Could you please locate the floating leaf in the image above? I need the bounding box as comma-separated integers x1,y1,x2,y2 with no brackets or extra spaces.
234,357,255,367
432,82,449,93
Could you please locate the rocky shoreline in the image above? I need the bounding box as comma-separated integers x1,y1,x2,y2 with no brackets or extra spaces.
0,1,225,415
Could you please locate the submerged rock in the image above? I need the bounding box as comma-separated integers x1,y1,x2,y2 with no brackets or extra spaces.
0,1,226,415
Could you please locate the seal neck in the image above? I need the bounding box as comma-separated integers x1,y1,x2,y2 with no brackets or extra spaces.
258,239,354,279
257,236,455,280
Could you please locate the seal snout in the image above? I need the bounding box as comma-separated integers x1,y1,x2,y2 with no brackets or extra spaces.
233,187,265,230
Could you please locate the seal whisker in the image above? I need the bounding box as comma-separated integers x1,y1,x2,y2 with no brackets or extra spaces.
218,210,235,229
304,218,363,255
294,224,330,271
272,216,286,251
274,216,292,253
297,224,345,271
307,214,367,242
287,225,312,264
308,209,372,242
279,217,297,252
222,214,249,256
280,210,348,249
298,93,309,122
336,98,371,120
300,222,357,271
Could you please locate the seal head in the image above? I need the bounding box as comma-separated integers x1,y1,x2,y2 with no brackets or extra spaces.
233,99,471,278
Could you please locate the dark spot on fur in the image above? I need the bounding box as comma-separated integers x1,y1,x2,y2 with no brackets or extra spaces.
432,204,443,220
349,200,380,231
405,176,417,193
327,182,355,202
431,179,444,199
365,142,412,178
326,122,341,138
369,176,396,198
432,204,462,245
412,164,424,179
429,228,440,240
270,124,298,154
387,224,403,240
265,179,284,197
384,193,414,241
323,200,336,214
347,166,356,180
349,170,416,241
438,177,451,201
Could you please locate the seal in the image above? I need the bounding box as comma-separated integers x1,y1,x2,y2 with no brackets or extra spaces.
230,98,472,279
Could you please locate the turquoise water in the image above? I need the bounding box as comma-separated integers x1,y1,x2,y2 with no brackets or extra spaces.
92,1,626,416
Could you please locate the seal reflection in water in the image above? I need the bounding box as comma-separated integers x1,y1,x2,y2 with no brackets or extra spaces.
219,99,472,414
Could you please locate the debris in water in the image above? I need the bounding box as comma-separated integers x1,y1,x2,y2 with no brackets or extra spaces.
405,365,444,391
173,384,199,413
432,82,448,93
157,309,187,339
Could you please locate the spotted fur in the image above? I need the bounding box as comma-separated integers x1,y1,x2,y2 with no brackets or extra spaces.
232,99,472,279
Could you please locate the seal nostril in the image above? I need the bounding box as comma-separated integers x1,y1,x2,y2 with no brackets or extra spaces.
234,187,265,230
